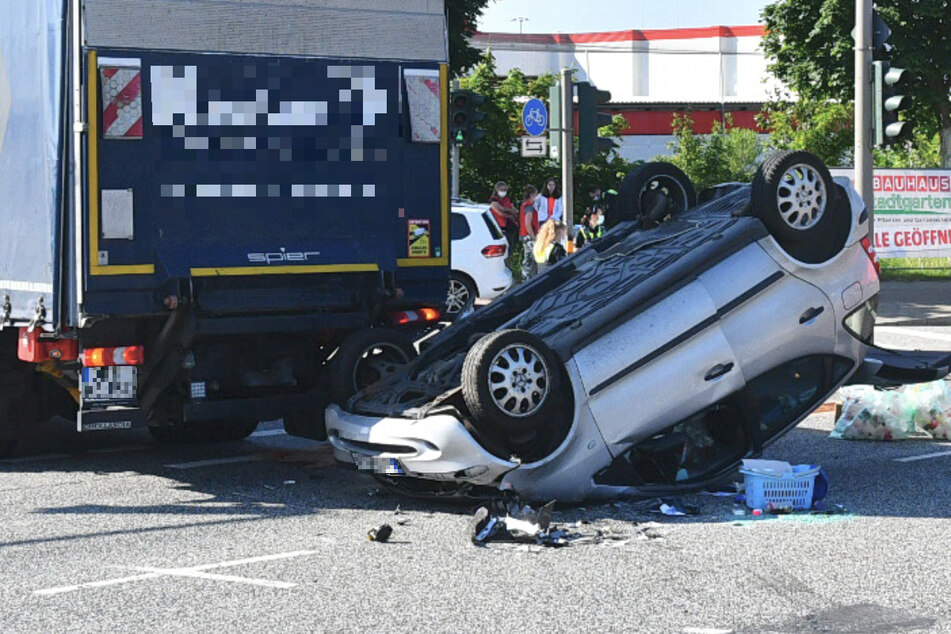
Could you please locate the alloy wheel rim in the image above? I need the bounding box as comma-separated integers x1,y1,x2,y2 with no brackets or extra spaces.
776,163,826,230
446,279,470,314
487,343,550,418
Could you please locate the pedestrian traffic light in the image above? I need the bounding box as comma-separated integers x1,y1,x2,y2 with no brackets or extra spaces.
873,60,912,147
449,89,486,145
576,81,615,163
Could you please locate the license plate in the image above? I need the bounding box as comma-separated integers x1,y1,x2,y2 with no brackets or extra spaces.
81,366,138,404
352,453,405,475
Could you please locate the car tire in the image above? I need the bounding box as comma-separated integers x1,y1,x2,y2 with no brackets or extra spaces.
445,271,477,318
461,329,568,436
618,162,696,227
327,328,417,405
751,150,849,263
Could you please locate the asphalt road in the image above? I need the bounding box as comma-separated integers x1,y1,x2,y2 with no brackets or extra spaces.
2,326,951,633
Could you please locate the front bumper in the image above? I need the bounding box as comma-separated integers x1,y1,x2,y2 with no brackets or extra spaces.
324,404,516,486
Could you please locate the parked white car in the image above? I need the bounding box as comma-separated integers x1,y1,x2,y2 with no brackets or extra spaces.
446,202,513,316
327,152,950,502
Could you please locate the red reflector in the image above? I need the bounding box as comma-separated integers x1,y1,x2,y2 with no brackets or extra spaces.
481,244,506,258
82,345,145,367
861,236,881,276
17,328,79,363
419,308,441,321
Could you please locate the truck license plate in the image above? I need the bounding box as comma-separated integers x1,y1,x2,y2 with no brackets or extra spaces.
81,366,137,404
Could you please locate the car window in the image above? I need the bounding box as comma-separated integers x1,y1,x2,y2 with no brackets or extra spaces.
450,213,471,241
481,211,504,240
595,399,749,486
744,355,852,443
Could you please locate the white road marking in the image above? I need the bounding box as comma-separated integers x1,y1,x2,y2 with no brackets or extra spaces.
876,326,951,344
164,455,261,469
34,549,318,596
128,566,295,589
250,429,286,438
894,450,951,463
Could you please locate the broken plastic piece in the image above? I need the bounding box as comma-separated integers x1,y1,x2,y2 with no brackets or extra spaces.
367,524,393,542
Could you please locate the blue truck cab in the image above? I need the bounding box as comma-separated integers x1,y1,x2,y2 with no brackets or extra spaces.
0,0,451,452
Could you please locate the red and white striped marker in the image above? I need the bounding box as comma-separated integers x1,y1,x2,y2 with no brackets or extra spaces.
100,65,143,139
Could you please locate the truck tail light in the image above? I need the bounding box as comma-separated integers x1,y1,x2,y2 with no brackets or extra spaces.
388,308,441,326
861,236,880,276
481,244,506,258
82,345,145,367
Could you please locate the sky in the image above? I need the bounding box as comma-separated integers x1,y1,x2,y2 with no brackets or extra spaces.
477,0,770,33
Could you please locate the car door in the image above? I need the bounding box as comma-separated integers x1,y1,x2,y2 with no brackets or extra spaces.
699,243,836,382
572,279,745,453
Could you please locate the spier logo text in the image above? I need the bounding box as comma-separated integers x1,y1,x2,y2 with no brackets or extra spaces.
247,248,321,264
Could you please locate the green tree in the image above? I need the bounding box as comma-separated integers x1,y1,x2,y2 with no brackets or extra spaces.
446,0,491,76
660,114,764,191
457,54,638,210
762,0,951,167
759,98,854,166
875,130,942,168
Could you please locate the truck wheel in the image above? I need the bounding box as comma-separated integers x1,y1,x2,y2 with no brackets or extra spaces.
328,328,417,405
283,392,330,441
618,162,696,227
461,329,569,436
751,150,849,263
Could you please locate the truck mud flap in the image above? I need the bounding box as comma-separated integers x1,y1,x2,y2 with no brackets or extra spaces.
78,407,148,432
848,346,951,388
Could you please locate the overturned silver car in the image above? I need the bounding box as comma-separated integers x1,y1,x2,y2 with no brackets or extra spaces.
326,151,949,502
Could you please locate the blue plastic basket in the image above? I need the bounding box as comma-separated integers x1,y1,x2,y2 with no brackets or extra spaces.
740,464,820,510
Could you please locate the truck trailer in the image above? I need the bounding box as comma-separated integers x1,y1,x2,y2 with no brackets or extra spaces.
0,0,451,454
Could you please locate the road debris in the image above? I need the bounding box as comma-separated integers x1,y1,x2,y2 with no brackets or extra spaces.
469,498,663,548
367,524,393,542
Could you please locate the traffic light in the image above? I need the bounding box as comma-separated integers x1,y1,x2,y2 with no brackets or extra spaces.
576,81,615,163
449,89,486,145
873,61,912,147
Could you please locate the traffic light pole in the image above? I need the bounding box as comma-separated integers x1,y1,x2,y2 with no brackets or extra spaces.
855,0,874,238
451,143,460,199
561,68,574,230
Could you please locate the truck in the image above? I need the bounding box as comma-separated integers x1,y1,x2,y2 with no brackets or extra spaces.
0,0,452,455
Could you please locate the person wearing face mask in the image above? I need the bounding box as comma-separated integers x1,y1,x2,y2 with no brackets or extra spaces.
574,208,604,250
489,181,518,270
535,177,563,223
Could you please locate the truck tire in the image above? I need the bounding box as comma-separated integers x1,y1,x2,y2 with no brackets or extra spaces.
0,336,39,458
618,162,696,227
461,329,569,436
328,328,417,405
751,150,849,263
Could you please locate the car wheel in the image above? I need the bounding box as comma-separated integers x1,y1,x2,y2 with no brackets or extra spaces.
618,162,696,227
751,150,849,263
445,272,477,317
461,329,568,436
328,328,417,405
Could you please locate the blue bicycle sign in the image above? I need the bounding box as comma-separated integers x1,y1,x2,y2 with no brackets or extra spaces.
522,98,548,136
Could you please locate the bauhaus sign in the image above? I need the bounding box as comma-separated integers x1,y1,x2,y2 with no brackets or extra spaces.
831,168,951,258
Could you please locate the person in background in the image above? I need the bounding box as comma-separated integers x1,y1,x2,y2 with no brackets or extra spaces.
536,177,563,224
519,184,540,281
533,220,568,274
489,181,518,270
574,207,604,250
586,185,602,215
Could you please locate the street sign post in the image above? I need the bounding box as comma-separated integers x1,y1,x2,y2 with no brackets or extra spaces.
520,136,548,157
522,98,548,137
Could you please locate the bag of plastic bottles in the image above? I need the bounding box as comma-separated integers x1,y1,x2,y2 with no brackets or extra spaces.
901,380,951,440
831,386,915,441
